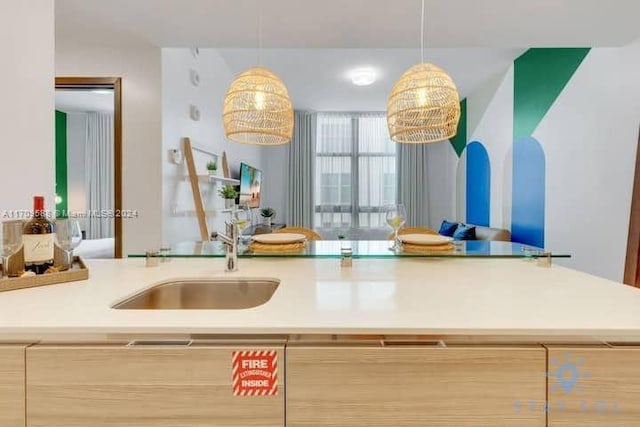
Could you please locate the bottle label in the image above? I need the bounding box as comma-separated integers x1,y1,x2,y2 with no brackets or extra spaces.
22,234,55,263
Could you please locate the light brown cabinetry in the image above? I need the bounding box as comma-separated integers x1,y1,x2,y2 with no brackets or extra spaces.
26,343,284,427
0,344,28,427
547,345,640,427
286,344,546,427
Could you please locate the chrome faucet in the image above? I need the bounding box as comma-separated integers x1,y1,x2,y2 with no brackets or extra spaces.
211,221,239,272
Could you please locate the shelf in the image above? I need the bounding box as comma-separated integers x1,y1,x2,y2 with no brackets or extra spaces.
185,175,240,185
171,209,232,216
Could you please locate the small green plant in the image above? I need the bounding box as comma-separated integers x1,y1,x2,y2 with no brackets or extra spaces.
260,207,275,218
218,185,237,199
206,160,217,171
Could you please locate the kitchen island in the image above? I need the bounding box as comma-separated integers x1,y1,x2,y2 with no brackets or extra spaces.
1,257,639,426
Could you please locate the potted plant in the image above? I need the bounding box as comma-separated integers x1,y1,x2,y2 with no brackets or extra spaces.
260,207,275,226
218,185,237,209
206,159,218,176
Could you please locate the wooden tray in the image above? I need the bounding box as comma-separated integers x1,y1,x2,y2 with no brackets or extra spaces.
0,256,89,292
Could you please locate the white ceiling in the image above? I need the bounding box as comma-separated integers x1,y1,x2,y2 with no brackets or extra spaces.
55,90,114,113
215,48,524,110
54,0,640,111
56,0,640,49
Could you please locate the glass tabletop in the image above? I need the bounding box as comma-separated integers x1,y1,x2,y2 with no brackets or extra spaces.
129,240,570,259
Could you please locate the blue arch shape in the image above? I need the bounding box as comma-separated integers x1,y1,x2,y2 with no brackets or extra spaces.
466,141,490,226
512,137,545,248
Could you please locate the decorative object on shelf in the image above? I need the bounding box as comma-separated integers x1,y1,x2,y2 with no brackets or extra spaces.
206,159,218,176
260,207,276,226
223,67,293,145
218,185,238,209
386,0,460,144
221,151,230,178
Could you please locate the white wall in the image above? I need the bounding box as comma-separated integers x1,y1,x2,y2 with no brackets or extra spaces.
55,45,163,255
162,48,265,245
65,112,87,227
536,41,640,281
0,1,55,213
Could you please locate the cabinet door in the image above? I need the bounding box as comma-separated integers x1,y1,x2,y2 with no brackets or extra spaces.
26,343,284,427
286,345,545,427
0,344,28,427
547,345,640,427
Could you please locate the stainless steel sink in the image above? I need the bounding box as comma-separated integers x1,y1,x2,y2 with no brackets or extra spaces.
112,278,280,310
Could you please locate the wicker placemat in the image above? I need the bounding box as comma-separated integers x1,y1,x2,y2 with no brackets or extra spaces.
249,241,307,253
402,242,455,254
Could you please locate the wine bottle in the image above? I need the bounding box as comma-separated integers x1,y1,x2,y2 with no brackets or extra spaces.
22,196,55,274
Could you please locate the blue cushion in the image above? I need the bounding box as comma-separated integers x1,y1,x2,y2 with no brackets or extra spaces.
453,224,476,240
438,220,459,237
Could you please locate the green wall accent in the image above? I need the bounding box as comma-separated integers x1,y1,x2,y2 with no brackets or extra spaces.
514,48,590,141
55,110,68,217
449,98,467,157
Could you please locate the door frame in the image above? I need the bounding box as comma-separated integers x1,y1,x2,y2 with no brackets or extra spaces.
624,126,640,286
55,77,123,258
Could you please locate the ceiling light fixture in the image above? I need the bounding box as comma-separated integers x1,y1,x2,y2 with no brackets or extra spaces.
91,89,112,95
386,0,460,143
222,5,293,145
350,68,376,86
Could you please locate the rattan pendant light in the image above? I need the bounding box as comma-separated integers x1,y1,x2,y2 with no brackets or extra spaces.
386,0,460,143
222,11,293,145
223,67,293,145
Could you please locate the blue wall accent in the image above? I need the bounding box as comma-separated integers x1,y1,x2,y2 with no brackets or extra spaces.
465,141,490,226
512,137,545,248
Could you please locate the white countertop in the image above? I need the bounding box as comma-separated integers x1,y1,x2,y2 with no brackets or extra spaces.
1,257,639,340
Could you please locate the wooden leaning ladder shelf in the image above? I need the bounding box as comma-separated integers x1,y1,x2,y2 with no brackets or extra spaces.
183,137,210,241
182,137,234,241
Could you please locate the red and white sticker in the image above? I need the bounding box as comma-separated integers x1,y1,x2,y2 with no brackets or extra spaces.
232,350,278,396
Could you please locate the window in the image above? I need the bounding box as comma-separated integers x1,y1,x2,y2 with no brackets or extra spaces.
314,113,397,228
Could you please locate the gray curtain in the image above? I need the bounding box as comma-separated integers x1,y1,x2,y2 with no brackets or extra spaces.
286,111,316,227
397,144,430,227
85,112,114,239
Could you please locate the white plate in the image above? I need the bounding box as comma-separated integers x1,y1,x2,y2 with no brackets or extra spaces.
399,234,453,246
251,233,307,244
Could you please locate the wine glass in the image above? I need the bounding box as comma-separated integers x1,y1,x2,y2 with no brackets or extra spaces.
385,204,406,252
233,205,251,251
54,219,82,270
1,220,24,277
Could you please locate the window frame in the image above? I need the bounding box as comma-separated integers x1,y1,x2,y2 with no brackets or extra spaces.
315,114,396,228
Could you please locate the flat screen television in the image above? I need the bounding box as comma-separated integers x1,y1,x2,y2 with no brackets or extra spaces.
238,162,262,208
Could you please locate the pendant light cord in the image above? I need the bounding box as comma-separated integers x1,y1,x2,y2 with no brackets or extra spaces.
258,1,263,66
258,7,262,67
420,0,425,63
